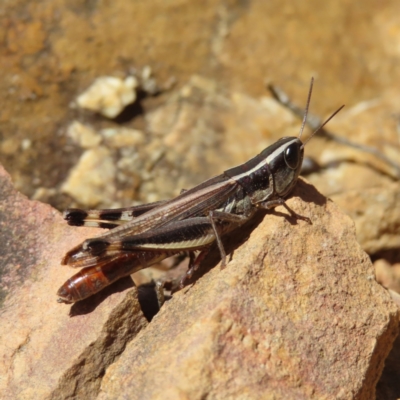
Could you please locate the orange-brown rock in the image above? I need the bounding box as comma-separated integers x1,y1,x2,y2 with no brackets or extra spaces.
96,179,398,400
0,164,398,399
0,165,148,399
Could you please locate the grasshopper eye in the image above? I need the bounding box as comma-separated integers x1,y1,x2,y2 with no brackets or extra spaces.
284,143,301,170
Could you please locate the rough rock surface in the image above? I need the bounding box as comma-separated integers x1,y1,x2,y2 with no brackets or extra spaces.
1,164,398,399
96,180,398,400
0,165,148,399
2,163,395,399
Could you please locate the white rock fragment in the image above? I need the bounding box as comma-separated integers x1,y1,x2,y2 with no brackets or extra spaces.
140,66,158,94
21,138,32,151
101,127,145,148
76,76,138,118
61,146,116,207
67,121,102,148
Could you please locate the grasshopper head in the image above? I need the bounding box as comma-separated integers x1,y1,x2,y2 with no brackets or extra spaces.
224,78,343,202
263,136,304,197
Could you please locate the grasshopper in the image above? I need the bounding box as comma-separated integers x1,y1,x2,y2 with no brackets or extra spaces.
58,78,344,304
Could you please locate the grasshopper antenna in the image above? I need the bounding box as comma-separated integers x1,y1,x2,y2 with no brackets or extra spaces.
301,104,345,149
298,77,314,140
